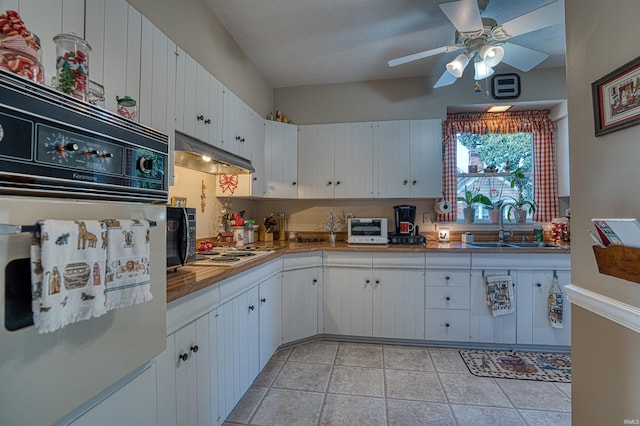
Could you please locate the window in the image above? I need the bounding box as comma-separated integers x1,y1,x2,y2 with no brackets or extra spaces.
441,111,558,223
456,133,534,222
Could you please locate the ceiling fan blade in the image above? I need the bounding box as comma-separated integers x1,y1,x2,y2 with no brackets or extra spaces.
439,0,483,33
501,42,549,72
501,0,564,38
388,45,452,67
434,70,458,88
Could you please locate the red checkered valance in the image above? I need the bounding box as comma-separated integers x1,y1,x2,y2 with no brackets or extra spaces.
439,111,558,222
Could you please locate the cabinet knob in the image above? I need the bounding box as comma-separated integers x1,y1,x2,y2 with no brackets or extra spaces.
445,276,450,281
261,298,267,303
536,283,542,287
292,181,297,186
445,323,450,328
403,180,408,185
179,353,189,362
335,181,341,185
312,279,318,284
327,181,332,186
375,280,380,284
197,115,204,121
253,176,258,181
412,180,417,185
190,345,199,353
205,118,212,124
249,305,255,311
445,296,451,301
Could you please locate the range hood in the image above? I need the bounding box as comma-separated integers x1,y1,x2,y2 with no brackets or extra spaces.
173,130,255,174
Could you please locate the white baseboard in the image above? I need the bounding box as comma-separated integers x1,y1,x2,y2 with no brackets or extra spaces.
565,284,640,334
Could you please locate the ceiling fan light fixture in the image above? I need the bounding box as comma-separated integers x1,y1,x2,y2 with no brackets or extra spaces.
446,53,470,78
479,44,504,67
474,60,494,80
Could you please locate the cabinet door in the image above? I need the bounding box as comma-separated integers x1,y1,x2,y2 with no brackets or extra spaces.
334,122,374,198
233,285,260,396
249,114,266,196
297,124,335,199
374,121,411,198
181,53,198,137
516,269,572,346
409,119,442,197
259,274,282,369
281,267,321,344
469,270,517,344
372,268,425,339
174,47,186,133
211,302,236,423
323,267,371,336
195,63,211,142
264,121,298,198
156,334,177,426
174,323,198,426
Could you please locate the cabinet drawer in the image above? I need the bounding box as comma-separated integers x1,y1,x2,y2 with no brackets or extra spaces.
425,309,470,342
426,270,469,287
426,287,470,309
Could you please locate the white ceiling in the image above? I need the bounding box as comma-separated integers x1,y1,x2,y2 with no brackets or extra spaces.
204,0,566,89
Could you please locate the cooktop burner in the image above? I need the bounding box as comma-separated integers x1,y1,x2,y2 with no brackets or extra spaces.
192,247,274,266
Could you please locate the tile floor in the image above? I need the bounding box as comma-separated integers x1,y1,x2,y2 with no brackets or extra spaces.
224,340,571,426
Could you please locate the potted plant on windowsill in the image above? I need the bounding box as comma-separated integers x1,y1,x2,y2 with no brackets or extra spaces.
506,167,536,222
457,186,491,223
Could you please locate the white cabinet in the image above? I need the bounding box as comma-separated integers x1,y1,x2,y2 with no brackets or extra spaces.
259,273,282,369
323,252,425,340
281,253,323,344
264,121,298,198
374,120,442,198
249,110,266,196
470,253,571,346
298,122,374,199
425,253,471,342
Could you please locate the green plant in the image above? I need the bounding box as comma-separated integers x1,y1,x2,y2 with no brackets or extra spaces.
506,167,536,218
457,186,492,208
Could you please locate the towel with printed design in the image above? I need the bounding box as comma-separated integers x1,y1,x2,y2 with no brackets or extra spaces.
485,275,515,317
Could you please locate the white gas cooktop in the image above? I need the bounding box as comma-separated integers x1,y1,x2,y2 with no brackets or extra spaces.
192,247,274,267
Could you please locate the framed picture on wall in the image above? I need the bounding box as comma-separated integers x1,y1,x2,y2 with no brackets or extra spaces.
171,196,187,207
592,55,640,136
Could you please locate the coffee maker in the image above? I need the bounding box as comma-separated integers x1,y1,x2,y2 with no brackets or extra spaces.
389,205,425,244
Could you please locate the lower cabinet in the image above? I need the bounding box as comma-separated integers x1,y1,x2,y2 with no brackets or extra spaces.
281,253,323,345
323,252,425,340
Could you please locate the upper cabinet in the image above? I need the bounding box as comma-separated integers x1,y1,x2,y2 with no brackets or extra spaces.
298,122,374,199
264,121,298,198
374,120,442,198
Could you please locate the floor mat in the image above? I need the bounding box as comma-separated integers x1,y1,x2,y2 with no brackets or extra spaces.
459,349,571,382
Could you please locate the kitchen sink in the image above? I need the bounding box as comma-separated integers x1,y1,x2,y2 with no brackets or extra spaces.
467,242,564,248
467,242,518,248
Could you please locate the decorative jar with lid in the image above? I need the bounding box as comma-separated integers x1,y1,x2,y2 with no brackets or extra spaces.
53,33,91,100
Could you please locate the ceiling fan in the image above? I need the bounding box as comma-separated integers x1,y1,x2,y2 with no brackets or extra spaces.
387,0,564,88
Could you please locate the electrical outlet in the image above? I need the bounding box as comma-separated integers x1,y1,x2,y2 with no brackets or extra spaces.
422,212,432,224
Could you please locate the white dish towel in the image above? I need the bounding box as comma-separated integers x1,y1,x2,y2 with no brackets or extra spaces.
104,219,153,310
485,275,515,317
548,276,564,328
31,220,107,334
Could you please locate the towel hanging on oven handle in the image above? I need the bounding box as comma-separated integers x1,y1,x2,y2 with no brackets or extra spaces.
0,221,157,236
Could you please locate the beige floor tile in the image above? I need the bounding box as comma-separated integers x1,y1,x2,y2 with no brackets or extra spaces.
225,386,267,424
495,379,571,412
272,361,332,392
335,343,383,368
250,388,324,426
519,409,572,426
385,369,446,402
554,382,572,399
450,404,526,425
289,340,338,364
328,365,385,397
428,347,469,373
439,372,512,407
319,394,386,425
386,399,456,426
384,346,434,371
252,360,284,387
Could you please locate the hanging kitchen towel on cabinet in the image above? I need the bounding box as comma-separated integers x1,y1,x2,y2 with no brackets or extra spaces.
485,275,515,317
30,220,107,334
104,219,152,310
548,276,564,328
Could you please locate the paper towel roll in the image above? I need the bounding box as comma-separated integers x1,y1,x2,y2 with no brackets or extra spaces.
434,200,452,215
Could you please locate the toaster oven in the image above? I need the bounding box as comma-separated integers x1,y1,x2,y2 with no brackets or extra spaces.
347,218,388,244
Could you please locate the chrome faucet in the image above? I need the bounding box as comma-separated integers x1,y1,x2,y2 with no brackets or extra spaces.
498,201,516,242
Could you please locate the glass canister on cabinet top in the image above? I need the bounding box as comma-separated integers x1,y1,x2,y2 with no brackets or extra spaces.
53,33,91,101
116,95,137,121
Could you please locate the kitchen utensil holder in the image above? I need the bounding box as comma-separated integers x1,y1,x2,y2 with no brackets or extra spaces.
592,245,640,284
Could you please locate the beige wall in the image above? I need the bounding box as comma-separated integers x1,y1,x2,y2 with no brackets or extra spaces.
275,67,567,124
565,0,640,422
126,0,273,117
